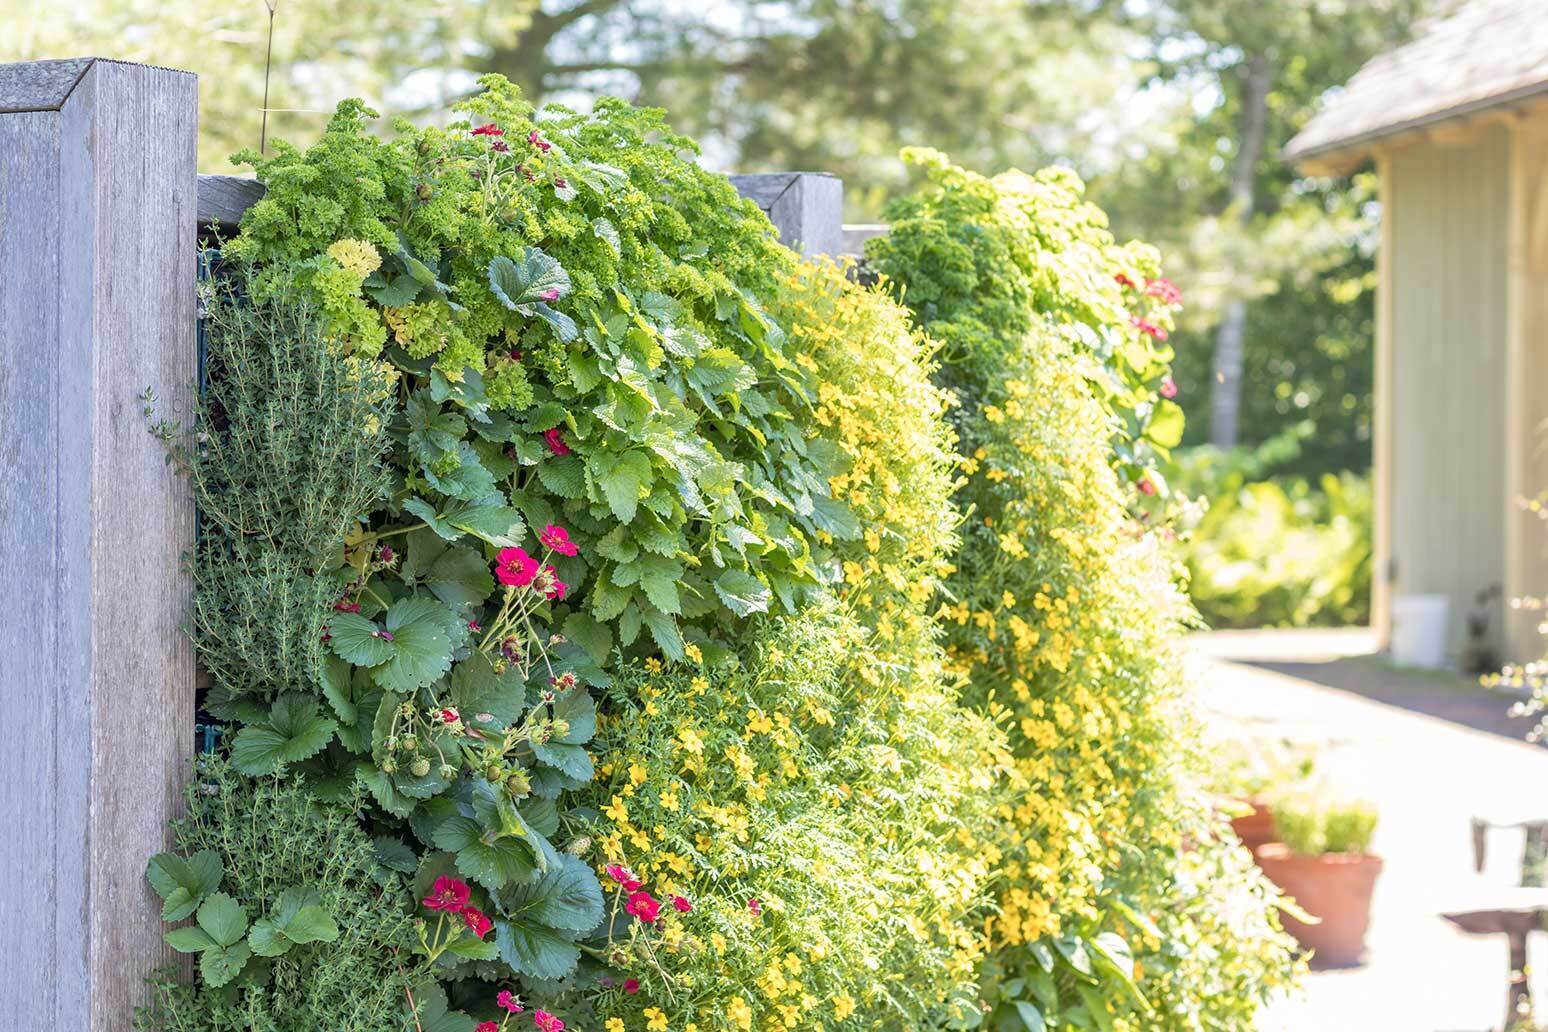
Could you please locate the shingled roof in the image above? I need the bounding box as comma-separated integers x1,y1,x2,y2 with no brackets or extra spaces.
1286,0,1548,165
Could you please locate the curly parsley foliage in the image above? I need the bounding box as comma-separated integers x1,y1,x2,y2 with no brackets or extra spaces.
227,78,850,664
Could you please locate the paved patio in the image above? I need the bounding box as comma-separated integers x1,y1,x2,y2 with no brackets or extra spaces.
1191,629,1548,1032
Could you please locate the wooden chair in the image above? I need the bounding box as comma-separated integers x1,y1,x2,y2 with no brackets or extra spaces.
1443,819,1548,1030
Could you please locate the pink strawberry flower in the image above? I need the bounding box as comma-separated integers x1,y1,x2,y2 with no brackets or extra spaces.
606,864,642,891
539,287,561,301
672,895,692,913
1131,316,1169,342
1145,277,1182,305
496,547,540,587
1138,477,1157,496
543,427,571,457
534,1011,565,1032
539,524,579,557
623,978,640,994
625,890,661,924
477,1023,498,1032
747,898,762,916
422,876,470,912
498,990,523,1014
541,567,569,601
1159,376,1178,399
471,123,504,137
528,129,552,152
462,906,493,939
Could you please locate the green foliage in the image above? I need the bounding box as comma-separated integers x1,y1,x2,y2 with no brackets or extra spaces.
1272,797,1379,857
226,79,849,659
147,74,1302,1032
186,279,393,707
136,759,414,1031
867,147,1183,488
1170,439,1372,628
874,148,1300,1029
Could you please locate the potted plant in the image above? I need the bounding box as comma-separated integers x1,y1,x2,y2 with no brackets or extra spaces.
1254,796,1381,967
1216,738,1317,853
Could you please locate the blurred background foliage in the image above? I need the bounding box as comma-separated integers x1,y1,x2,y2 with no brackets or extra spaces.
3,0,1454,627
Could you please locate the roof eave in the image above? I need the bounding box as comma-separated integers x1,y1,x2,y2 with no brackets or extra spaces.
1286,76,1548,171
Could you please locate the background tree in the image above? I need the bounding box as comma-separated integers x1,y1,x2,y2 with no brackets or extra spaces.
1084,0,1438,460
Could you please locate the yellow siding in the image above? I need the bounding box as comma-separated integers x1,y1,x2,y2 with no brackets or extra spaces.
1506,117,1548,662
1387,126,1511,661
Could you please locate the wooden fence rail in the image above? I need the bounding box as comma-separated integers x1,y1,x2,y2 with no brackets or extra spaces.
0,56,864,1029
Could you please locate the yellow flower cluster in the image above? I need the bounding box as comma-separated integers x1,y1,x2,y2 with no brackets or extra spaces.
583,267,1005,1031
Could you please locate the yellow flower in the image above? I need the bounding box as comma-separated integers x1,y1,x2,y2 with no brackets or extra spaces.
659,789,680,812
644,1007,668,1031
725,996,752,1030
606,1021,626,1032
603,795,629,823
629,763,648,787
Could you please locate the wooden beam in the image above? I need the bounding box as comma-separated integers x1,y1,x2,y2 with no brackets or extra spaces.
198,172,849,262
728,172,844,258
0,58,197,1028
197,173,263,232
1372,153,1395,648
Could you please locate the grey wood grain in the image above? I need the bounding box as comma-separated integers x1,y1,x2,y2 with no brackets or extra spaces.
0,58,197,1030
729,172,844,258
197,173,264,232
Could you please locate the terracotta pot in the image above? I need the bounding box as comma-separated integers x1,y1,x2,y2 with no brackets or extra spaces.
1230,799,1277,853
1254,843,1383,968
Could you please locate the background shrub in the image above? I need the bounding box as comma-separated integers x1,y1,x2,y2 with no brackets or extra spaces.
870,151,1300,1030
1169,438,1372,628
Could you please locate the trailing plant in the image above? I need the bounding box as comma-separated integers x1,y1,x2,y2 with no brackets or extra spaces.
563,266,1008,1030
866,147,1185,494
871,151,1300,1029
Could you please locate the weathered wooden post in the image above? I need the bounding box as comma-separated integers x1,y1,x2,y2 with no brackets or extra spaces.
0,58,198,1028
728,172,845,258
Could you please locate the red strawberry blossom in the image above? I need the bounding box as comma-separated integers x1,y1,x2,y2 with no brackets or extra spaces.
1144,277,1182,305
606,864,642,891
462,906,494,939
623,978,640,994
543,427,571,456
471,123,504,137
539,524,579,557
747,898,762,916
625,890,661,924
1131,316,1169,341
496,547,540,587
423,876,471,912
534,1011,565,1032
540,566,569,601
672,895,692,913
498,990,523,1014
528,129,552,152
477,1023,498,1032
1138,477,1157,496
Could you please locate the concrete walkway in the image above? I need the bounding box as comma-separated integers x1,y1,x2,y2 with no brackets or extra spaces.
1191,630,1548,1032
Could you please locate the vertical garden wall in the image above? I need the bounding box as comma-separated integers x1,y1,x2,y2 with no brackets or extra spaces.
1,57,1299,1032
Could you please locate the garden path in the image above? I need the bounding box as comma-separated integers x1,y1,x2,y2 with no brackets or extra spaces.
1191,629,1548,1032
